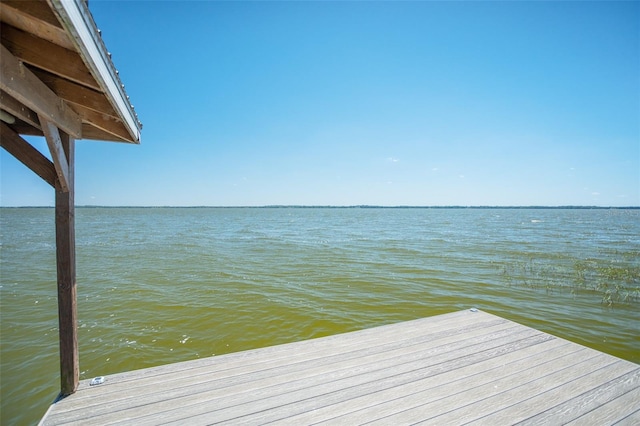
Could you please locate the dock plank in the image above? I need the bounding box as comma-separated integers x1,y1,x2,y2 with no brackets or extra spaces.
39,310,640,426
565,387,640,425
45,313,510,421
54,321,527,424
333,344,597,426
276,338,576,425
158,330,545,425
517,367,640,425
51,310,497,408
413,353,619,425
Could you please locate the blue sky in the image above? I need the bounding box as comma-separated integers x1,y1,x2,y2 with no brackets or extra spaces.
1,1,638,206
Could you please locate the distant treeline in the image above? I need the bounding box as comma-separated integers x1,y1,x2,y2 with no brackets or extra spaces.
5,205,639,210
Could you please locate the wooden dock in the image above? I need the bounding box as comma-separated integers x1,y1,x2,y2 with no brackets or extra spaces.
40,310,639,425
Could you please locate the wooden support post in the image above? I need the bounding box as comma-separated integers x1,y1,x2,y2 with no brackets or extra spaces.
54,130,78,395
40,114,70,192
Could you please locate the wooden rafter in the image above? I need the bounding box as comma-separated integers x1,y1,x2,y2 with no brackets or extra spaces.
0,0,141,144
0,121,56,187
1,23,99,90
32,68,116,117
0,1,73,49
71,104,130,142
1,43,82,138
0,89,41,129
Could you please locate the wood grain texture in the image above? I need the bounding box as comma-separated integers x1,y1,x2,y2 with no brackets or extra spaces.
70,104,130,142
0,89,41,128
54,132,78,396
1,24,99,90
0,121,55,187
0,1,73,53
39,310,640,425
40,114,69,192
0,0,141,143
0,44,82,138
32,68,115,117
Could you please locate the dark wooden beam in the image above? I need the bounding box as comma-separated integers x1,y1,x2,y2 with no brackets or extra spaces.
1,24,100,90
40,114,70,192
1,1,65,30
0,121,56,187
54,131,78,396
0,44,82,138
0,1,76,51
72,104,131,142
32,68,116,117
0,89,41,129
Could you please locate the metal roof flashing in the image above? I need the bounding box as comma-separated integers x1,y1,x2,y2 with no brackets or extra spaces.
49,0,142,143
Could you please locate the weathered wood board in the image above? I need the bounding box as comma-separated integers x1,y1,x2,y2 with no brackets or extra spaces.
39,310,640,425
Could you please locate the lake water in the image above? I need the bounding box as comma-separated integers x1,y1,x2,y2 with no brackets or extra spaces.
1,207,639,424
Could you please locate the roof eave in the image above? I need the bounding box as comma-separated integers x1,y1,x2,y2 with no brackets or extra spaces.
48,0,141,144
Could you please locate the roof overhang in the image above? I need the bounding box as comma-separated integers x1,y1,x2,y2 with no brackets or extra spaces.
1,0,142,143
0,0,143,397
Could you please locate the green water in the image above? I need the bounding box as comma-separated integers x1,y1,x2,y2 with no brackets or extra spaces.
1,207,639,424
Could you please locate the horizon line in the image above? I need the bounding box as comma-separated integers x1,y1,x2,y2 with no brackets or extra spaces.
2,205,639,209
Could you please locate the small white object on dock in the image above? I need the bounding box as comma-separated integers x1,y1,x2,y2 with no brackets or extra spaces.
89,376,105,386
